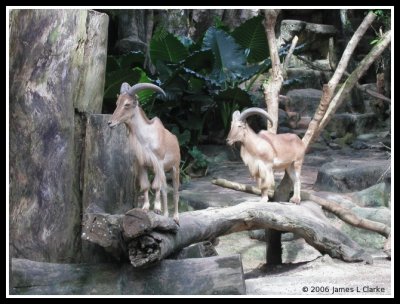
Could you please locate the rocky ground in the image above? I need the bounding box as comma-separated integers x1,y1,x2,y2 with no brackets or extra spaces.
179,136,392,296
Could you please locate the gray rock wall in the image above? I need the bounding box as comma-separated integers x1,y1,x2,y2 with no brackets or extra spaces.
9,9,109,263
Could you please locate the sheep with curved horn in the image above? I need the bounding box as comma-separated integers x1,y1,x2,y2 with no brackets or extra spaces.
227,107,306,204
108,82,181,224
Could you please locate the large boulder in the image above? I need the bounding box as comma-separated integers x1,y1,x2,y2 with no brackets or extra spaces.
284,68,332,92
279,20,337,59
285,89,349,117
9,9,109,263
351,182,390,208
325,113,379,137
314,159,390,193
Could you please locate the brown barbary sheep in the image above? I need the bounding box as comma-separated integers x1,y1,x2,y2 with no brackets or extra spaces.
108,82,181,224
227,107,305,204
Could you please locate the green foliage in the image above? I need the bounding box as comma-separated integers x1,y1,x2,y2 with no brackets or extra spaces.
150,32,189,64
188,146,209,170
231,15,269,63
104,52,146,99
373,9,390,26
202,27,261,88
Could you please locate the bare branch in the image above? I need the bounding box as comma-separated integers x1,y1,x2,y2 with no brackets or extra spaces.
328,11,376,92
318,30,391,132
343,70,391,102
212,178,390,238
283,35,299,71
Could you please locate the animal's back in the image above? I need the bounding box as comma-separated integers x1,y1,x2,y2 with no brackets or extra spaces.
258,130,305,164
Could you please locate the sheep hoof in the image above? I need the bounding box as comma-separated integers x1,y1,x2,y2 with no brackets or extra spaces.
290,197,301,204
154,209,161,215
173,215,180,226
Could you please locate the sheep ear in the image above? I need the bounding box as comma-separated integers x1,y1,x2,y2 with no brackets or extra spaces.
232,110,241,120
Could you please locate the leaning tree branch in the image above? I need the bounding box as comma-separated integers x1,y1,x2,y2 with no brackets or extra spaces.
283,35,299,71
318,30,392,134
342,70,391,103
211,178,390,238
82,202,372,268
328,11,376,93
302,12,378,148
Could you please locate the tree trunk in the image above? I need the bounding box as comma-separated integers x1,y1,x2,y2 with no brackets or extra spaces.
263,9,282,133
11,256,245,295
262,10,299,264
9,9,108,263
82,204,372,268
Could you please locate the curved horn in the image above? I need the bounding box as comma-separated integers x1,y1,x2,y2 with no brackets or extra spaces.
128,83,166,97
239,107,274,127
120,82,131,94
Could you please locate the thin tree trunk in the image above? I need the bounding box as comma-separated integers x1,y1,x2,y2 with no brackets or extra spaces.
302,12,378,148
317,30,392,135
263,9,282,133
262,10,299,264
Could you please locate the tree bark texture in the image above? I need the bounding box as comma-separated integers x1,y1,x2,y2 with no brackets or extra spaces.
10,257,245,295
263,9,283,133
82,203,372,268
9,9,108,263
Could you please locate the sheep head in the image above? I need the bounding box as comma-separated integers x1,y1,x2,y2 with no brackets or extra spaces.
108,82,166,128
226,108,274,145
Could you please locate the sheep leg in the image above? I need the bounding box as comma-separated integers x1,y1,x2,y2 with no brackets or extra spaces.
172,164,180,224
153,189,162,214
287,162,302,204
260,165,275,202
151,172,165,215
139,168,151,210
161,186,168,217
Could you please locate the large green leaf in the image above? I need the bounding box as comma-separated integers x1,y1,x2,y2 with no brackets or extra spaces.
183,49,213,72
103,67,156,105
231,15,269,63
201,27,261,87
202,27,246,85
150,32,189,64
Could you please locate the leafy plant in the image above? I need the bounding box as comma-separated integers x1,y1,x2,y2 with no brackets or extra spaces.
188,146,209,171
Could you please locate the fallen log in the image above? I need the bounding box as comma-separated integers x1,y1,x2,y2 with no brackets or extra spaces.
83,202,372,268
81,213,126,260
212,178,390,238
10,256,245,295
